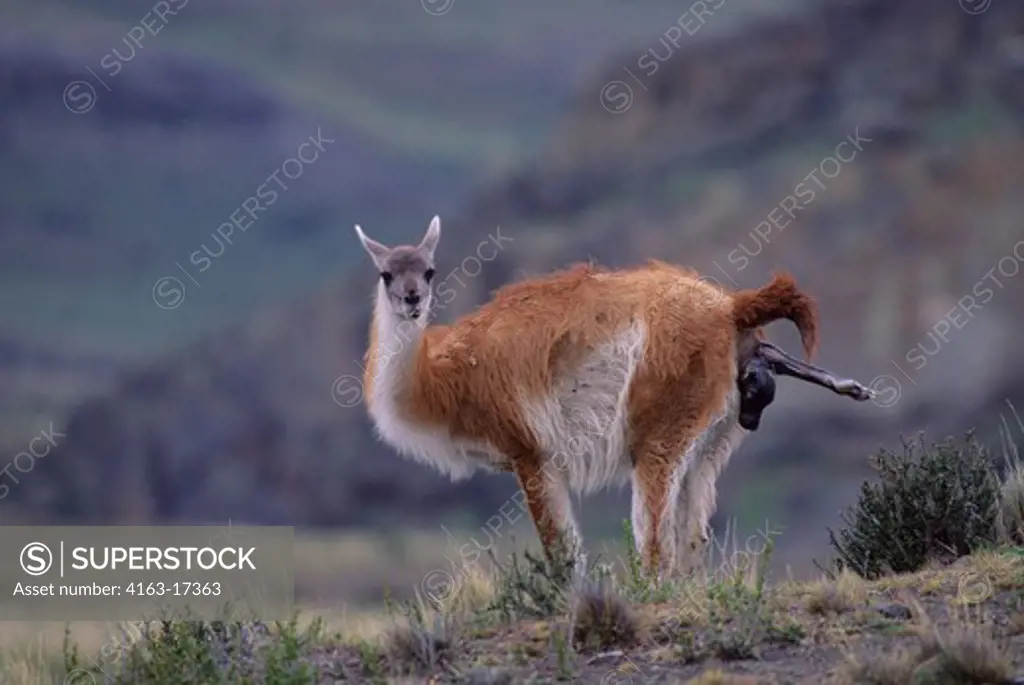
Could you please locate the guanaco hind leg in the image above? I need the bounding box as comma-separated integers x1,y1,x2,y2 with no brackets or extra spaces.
675,419,748,575
630,440,694,580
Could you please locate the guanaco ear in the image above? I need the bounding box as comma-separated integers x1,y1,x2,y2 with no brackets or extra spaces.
354,225,391,270
418,215,441,260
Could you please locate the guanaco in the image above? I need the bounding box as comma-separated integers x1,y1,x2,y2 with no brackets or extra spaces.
353,216,872,577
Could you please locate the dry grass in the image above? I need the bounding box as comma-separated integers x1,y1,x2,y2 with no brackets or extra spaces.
996,401,1024,547
438,564,500,619
805,569,869,615
917,625,1013,684
372,564,502,677
0,621,115,685
997,461,1024,545
837,644,924,685
0,641,65,685
837,605,1014,684
380,603,458,674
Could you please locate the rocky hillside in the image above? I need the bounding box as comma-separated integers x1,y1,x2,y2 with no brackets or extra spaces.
6,0,1024,567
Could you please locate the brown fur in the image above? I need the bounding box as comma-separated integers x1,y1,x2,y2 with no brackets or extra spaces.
359,243,820,576
732,271,818,360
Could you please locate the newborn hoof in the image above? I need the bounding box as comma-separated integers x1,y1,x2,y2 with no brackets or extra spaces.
839,381,874,401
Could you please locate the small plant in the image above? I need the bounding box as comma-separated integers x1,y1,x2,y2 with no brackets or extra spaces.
705,531,773,614
828,432,1001,579
699,530,797,661
705,593,801,661
262,616,323,685
706,625,757,661
766,618,806,645
704,598,765,662
356,640,387,681
486,534,577,621
620,519,676,603
622,518,650,596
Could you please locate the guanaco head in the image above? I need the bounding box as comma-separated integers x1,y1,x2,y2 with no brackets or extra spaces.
354,215,440,322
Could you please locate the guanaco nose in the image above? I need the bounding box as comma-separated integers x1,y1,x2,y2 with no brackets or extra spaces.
404,291,420,306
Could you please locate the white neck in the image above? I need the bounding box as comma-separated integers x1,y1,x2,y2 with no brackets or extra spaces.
365,282,496,481
370,282,427,401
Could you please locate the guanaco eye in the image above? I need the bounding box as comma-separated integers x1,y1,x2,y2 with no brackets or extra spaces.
424,268,435,282
380,271,393,286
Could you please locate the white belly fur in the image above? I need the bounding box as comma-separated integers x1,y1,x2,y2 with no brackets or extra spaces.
522,322,647,495
367,382,506,482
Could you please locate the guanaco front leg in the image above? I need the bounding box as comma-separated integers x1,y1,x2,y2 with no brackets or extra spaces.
511,453,583,581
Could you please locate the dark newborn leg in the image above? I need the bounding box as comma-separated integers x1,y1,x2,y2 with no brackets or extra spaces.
756,340,873,401
737,355,776,431
736,338,875,432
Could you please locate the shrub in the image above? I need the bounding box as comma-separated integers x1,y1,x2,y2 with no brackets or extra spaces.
827,431,1000,579
485,535,578,621
63,614,329,684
